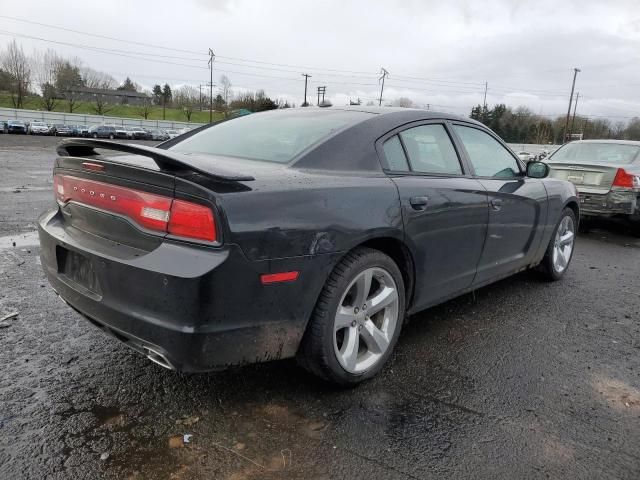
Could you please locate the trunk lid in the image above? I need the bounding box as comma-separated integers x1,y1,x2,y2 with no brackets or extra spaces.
546,161,621,193
53,140,257,249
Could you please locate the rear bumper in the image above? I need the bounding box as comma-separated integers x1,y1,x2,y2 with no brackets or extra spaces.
578,189,639,218
38,208,336,372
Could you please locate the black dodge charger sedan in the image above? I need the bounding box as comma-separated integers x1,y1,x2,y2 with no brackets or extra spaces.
38,108,579,385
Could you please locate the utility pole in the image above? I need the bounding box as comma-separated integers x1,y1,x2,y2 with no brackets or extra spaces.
482,81,488,121
563,67,580,143
198,84,206,111
208,49,215,123
378,68,389,106
317,86,326,106
483,81,488,109
301,73,311,107
570,92,580,138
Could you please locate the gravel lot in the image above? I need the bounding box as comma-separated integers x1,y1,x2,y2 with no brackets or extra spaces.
1,134,639,480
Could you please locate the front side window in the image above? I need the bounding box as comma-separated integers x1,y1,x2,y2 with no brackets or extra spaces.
399,124,462,175
454,125,520,178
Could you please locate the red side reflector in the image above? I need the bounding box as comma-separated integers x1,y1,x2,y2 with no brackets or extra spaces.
260,271,299,284
168,199,216,242
612,168,634,188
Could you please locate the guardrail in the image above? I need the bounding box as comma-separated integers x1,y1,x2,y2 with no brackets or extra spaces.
0,107,205,130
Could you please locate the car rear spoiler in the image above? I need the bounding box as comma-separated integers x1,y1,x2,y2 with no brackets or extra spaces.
56,139,255,183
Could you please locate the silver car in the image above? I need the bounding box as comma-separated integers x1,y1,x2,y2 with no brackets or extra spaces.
547,140,640,234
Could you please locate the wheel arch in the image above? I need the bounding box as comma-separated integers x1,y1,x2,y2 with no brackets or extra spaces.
352,236,416,312
564,199,580,227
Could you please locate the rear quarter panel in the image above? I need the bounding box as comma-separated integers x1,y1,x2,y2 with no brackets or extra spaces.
216,169,403,261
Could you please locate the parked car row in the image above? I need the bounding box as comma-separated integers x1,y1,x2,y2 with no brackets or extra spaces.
0,119,193,140
0,120,28,134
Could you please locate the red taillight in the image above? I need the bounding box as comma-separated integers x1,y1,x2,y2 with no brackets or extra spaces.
54,174,217,242
612,168,635,189
168,199,216,242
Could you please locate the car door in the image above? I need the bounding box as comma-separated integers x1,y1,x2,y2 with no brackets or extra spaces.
377,122,489,311
450,123,548,285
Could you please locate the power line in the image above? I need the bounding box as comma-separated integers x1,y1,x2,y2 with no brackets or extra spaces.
0,14,207,56
0,14,546,91
2,18,639,117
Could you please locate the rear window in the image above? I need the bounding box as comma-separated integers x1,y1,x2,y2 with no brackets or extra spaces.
551,142,640,165
169,109,373,163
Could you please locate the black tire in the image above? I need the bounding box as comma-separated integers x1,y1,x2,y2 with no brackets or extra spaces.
539,207,577,281
109,134,114,139
92,133,98,139
298,247,406,386
629,219,640,238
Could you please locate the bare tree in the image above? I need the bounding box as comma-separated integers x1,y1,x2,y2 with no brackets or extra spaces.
174,85,199,122
394,97,414,108
32,48,61,111
219,75,231,105
1,40,31,108
137,94,153,120
81,66,117,89
93,95,112,116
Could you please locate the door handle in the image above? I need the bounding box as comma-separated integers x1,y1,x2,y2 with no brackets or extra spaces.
490,198,503,211
410,196,429,210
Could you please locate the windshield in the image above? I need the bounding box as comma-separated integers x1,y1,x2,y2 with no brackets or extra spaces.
169,109,373,163
550,142,640,165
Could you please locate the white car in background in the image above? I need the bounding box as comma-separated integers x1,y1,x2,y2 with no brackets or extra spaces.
166,129,180,139
28,121,51,135
517,151,535,163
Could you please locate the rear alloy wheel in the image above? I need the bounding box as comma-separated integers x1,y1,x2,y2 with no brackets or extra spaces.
298,247,405,385
540,207,576,280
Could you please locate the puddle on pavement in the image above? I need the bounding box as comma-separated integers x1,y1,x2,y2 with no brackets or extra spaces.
93,405,128,428
592,374,640,413
0,186,50,193
0,231,40,250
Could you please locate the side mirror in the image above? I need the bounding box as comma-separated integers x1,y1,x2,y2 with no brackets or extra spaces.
526,161,550,179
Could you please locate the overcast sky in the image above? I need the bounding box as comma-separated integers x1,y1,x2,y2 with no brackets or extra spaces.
1,0,639,121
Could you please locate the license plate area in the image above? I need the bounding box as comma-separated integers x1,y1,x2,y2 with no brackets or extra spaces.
567,174,585,184
56,246,102,296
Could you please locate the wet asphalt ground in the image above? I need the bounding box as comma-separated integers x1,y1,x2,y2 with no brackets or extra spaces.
0,134,639,480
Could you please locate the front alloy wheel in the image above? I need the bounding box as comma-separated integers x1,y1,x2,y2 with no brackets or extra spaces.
552,215,575,274
540,207,577,280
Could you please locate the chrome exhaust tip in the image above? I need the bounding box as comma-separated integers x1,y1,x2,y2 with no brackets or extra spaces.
143,346,175,370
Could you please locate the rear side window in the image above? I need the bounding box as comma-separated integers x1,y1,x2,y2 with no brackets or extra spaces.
454,125,520,178
170,109,373,163
399,124,462,175
382,135,410,171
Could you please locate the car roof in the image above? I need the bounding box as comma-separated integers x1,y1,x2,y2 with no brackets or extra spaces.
283,107,485,171
569,139,640,146
308,105,476,123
